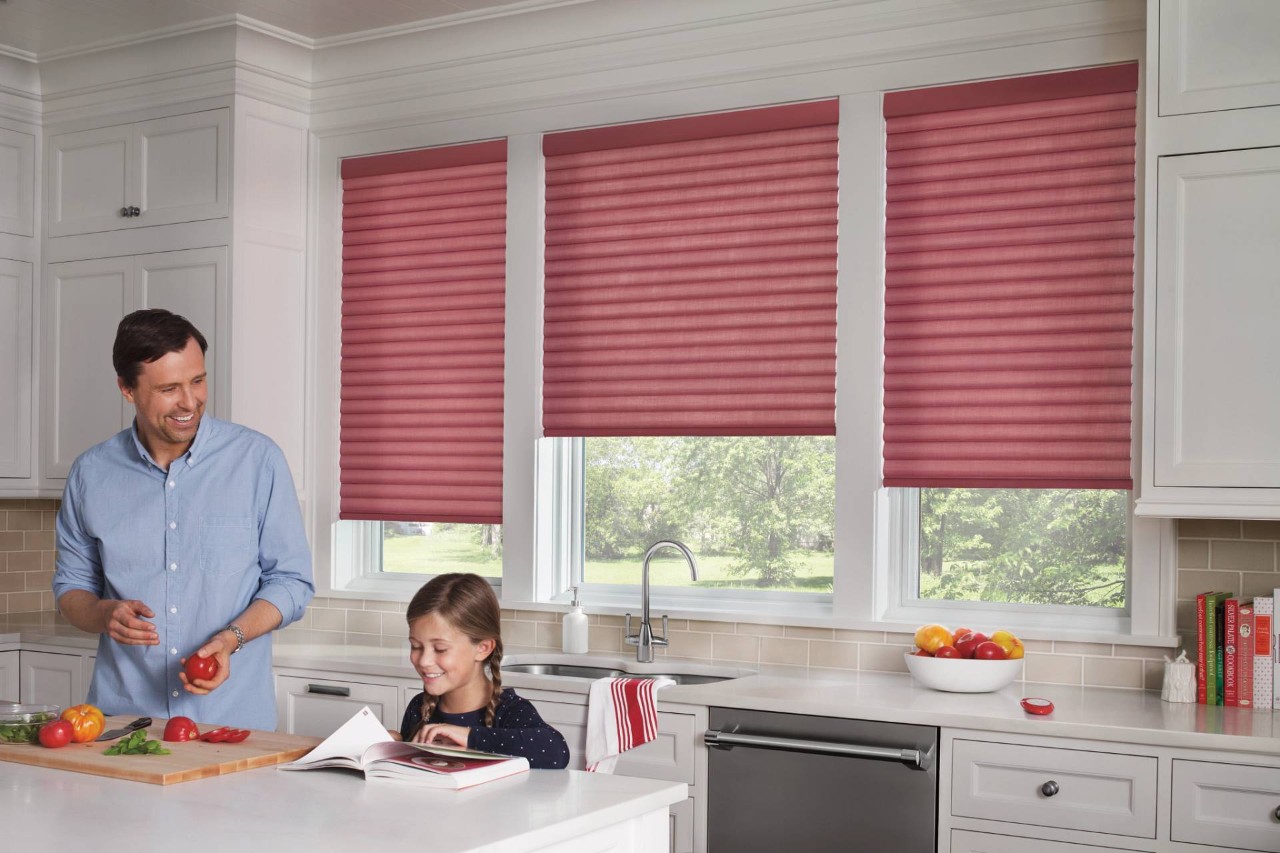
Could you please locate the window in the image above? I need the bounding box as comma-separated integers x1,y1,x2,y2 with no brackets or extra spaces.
880,64,1143,632
541,101,839,602
337,140,507,585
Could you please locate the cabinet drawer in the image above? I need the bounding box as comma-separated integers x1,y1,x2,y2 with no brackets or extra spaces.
951,829,1153,853
952,739,1157,838
275,674,401,736
1171,759,1280,852
613,710,697,784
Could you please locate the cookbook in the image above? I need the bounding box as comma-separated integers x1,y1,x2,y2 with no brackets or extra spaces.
278,706,529,789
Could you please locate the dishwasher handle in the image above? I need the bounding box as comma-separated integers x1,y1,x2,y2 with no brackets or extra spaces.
704,729,934,771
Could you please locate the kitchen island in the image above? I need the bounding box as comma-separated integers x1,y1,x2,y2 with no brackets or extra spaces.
3,760,685,852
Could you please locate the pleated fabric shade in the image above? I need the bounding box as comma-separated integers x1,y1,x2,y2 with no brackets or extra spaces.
882,63,1138,489
542,100,839,437
339,140,506,524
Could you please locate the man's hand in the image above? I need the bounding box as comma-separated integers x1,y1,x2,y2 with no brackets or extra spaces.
178,631,235,695
100,599,159,645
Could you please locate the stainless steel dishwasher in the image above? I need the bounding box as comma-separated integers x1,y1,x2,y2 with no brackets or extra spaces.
705,707,938,851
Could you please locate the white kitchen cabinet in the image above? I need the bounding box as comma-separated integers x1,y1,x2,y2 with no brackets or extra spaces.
0,259,33,479
1170,759,1280,852
275,671,408,737
1158,1,1280,116
42,247,226,479
0,650,18,702
951,830,1145,853
0,126,36,237
46,109,229,238
19,650,91,708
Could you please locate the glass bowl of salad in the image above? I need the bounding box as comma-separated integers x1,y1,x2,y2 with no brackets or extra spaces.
0,703,62,744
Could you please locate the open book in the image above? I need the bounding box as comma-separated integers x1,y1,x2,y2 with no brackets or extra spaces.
278,705,530,789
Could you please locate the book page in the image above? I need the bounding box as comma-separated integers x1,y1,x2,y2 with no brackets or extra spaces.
279,706,394,770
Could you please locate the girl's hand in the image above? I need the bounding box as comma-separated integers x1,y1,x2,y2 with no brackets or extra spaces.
412,723,470,748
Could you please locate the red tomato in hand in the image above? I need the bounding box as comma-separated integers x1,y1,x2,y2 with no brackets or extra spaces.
973,640,1009,660
184,654,219,682
163,716,200,742
38,720,74,749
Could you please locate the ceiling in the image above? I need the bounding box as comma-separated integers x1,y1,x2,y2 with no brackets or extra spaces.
0,0,585,59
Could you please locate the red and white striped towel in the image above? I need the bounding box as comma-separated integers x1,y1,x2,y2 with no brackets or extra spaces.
585,676,675,773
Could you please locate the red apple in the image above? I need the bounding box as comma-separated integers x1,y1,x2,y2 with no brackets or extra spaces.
973,641,1008,660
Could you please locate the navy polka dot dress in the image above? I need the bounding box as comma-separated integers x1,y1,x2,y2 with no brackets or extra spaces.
399,688,571,770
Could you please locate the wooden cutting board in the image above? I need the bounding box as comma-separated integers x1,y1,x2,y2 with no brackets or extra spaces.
0,715,321,785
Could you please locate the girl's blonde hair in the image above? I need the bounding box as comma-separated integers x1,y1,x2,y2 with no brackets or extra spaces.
406,573,504,729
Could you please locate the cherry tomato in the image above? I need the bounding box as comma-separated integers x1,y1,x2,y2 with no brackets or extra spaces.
200,727,231,743
38,720,74,749
184,655,220,683
973,640,1008,660
162,716,200,742
222,728,250,744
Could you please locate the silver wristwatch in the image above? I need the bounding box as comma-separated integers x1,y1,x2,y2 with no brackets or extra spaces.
223,623,245,655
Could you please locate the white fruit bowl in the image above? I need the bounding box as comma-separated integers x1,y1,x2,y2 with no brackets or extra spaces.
904,652,1023,693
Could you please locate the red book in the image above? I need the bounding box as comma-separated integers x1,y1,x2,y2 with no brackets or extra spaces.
1237,603,1254,709
1196,592,1208,704
1224,598,1239,706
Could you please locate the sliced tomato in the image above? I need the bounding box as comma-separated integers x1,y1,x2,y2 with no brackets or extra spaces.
199,727,231,743
222,728,250,743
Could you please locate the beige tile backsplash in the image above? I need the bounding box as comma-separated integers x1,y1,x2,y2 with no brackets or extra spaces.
7,495,1277,693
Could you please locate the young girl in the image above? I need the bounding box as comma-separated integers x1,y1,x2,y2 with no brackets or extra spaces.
400,572,570,769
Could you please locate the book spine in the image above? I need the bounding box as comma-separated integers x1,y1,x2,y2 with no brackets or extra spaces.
1224,598,1238,706
1237,605,1253,709
1274,587,1280,711
1215,594,1227,705
1205,593,1219,705
1196,592,1208,704
1255,596,1274,711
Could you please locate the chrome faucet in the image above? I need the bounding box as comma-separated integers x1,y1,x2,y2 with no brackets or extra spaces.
625,540,699,663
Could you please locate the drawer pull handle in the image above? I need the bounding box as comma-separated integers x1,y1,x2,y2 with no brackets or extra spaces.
1041,780,1059,798
306,683,351,697
1274,806,1280,822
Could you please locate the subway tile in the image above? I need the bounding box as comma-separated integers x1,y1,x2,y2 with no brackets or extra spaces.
6,511,42,531
785,625,834,640
1022,639,1053,653
859,644,910,673
308,608,346,631
1179,519,1241,539
661,618,688,631
831,629,883,643
1242,520,1280,540
41,551,54,571
1024,653,1082,685
711,633,759,663
1210,540,1276,572
501,619,537,647
345,610,382,634
1052,641,1114,656
7,591,41,612
665,630,713,660
1120,645,1175,660
808,640,858,670
0,594,8,614
1083,657,1143,689
324,597,366,610
24,532,54,551
1177,570,1241,599
25,500,58,511
592,614,625,628
689,620,738,633
516,610,557,622
535,622,559,648
0,553,7,571
42,512,57,531
1175,599,1197,635
0,532,24,551
24,570,54,591
1143,659,1164,692
587,625,623,653
8,551,40,572
1241,573,1280,598
1177,539,1209,569
760,637,809,666
0,574,24,593
363,600,404,613
736,622,785,637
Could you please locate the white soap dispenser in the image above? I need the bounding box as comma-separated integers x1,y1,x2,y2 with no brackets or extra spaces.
562,586,588,654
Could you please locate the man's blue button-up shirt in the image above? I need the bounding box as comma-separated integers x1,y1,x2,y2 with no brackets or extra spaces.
53,416,314,731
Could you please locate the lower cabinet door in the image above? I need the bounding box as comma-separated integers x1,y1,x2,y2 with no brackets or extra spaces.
0,651,18,702
275,674,401,736
19,650,88,708
951,830,1151,853
1171,759,1280,852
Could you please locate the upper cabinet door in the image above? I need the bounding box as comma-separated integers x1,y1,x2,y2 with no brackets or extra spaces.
1159,0,1280,116
0,127,36,237
47,109,229,238
42,257,131,479
47,123,132,238
1153,147,1280,489
132,110,230,229
0,259,33,479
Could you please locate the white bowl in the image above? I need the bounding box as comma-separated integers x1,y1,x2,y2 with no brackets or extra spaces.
904,652,1023,693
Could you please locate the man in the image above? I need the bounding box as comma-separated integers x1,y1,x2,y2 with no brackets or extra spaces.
53,309,313,731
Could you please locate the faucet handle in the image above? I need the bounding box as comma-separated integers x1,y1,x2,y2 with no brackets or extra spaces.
651,614,670,647
624,613,639,645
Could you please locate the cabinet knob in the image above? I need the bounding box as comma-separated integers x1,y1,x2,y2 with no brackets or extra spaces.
1041,780,1059,798
1274,805,1280,822
120,207,131,217
129,206,141,217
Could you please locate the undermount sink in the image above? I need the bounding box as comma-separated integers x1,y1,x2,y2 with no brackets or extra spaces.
502,662,744,685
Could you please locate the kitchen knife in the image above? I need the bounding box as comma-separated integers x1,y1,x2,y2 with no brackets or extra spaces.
96,717,152,742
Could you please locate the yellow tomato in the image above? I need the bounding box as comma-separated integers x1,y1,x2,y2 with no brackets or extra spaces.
60,704,106,743
990,630,1025,660
913,623,953,654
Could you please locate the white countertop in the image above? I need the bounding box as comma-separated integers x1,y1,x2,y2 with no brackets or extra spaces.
6,616,1277,755
2,760,685,853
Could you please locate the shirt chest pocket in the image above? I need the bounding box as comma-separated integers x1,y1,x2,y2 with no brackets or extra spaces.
201,516,257,575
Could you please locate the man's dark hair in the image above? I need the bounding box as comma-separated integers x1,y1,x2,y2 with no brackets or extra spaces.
113,309,209,389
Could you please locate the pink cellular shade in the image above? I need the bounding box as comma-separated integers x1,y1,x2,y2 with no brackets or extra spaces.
542,101,839,436
339,140,507,524
882,64,1138,490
